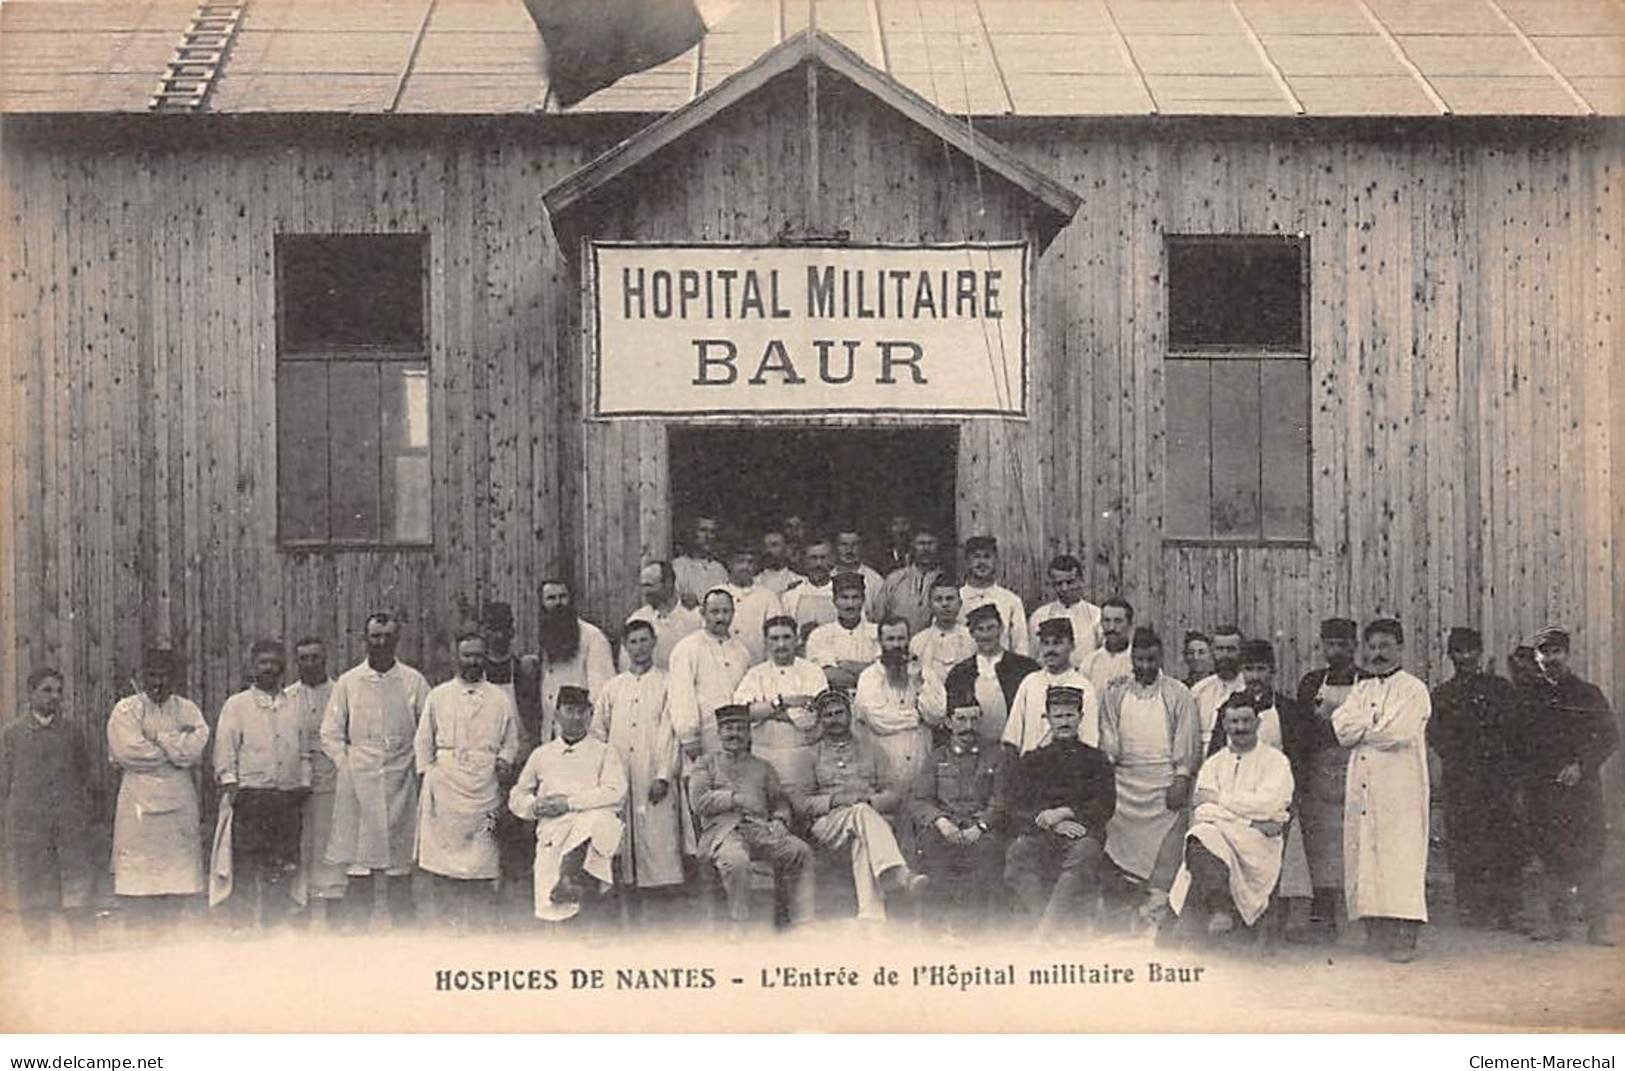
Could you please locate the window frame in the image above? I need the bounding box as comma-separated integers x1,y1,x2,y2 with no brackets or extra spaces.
1163,233,1313,548
274,232,434,552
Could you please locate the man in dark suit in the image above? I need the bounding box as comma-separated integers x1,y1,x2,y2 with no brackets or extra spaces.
942,603,1039,747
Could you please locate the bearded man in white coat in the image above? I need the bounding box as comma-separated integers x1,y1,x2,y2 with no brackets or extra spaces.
1331,617,1431,963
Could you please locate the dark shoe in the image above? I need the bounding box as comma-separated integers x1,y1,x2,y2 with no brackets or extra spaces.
1586,921,1615,947
1528,918,1564,942
1385,944,1418,964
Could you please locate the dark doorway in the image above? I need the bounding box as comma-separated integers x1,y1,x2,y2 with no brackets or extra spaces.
668,426,958,555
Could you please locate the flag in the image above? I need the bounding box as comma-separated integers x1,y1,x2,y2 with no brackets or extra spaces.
522,0,735,108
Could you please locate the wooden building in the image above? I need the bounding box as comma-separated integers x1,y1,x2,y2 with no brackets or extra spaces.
1,0,1620,800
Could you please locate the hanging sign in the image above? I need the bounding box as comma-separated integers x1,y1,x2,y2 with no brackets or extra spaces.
587,241,1028,418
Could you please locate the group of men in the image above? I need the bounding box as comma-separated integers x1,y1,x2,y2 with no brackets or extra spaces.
1,519,1616,961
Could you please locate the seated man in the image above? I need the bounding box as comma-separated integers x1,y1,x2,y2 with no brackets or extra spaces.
911,694,1004,932
1168,694,1295,943
796,689,928,921
688,703,816,930
507,685,626,923
1003,686,1116,934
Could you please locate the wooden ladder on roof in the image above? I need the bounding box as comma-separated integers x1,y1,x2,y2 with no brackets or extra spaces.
149,3,245,111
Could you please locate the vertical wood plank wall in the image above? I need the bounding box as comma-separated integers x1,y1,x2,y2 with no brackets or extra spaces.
2,114,1619,807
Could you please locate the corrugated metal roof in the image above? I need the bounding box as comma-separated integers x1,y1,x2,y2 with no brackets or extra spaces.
1,0,1620,116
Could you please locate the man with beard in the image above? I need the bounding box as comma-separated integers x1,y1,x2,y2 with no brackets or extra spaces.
910,575,975,685
668,589,752,759
781,538,839,633
832,527,885,623
911,694,1004,933
1518,626,1617,946
592,620,685,910
1191,626,1247,755
1028,554,1102,664
854,616,934,794
2,667,98,947
508,686,626,923
795,689,928,921
755,530,806,599
1330,618,1432,963
1098,628,1200,924
688,704,815,931
806,572,880,692
958,535,1030,657
1004,618,1100,756
1079,598,1135,696
1429,626,1523,931
622,561,702,672
322,612,430,931
1290,616,1362,942
723,547,784,665
1182,632,1214,688
1168,695,1295,945
414,633,520,931
211,638,309,931
874,528,946,636
734,615,826,792
286,637,348,925
108,644,209,933
1001,686,1117,934
781,514,811,573
673,515,729,609
942,604,1040,747
536,579,616,746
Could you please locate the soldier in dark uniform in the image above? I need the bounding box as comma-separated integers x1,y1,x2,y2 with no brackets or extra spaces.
1001,685,1117,934
479,601,544,929
1,667,99,947
1429,626,1523,931
1518,626,1618,946
911,693,1005,933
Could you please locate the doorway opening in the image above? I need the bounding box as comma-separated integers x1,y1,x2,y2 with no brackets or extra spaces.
667,426,958,559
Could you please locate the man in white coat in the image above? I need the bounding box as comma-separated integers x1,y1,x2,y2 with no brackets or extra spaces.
593,619,685,909
734,615,826,793
508,685,626,923
1028,553,1102,664
322,611,431,931
1331,617,1432,963
958,535,1030,657
668,589,753,760
1003,618,1100,755
414,633,520,931
1169,695,1295,943
108,644,209,932
806,572,880,692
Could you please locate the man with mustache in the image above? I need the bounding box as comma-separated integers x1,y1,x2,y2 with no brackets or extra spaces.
688,703,815,931
1518,626,1617,946
673,514,728,609
734,615,826,792
536,578,615,746
796,689,928,921
911,693,1004,934
1290,616,1362,942
508,685,626,923
755,530,806,599
322,612,430,931
1330,618,1432,963
806,572,880,692
1168,694,1295,945
941,604,1040,748
1003,618,1101,758
1182,632,1214,688
957,535,1030,657
211,638,309,931
781,537,839,633
723,546,784,665
414,632,520,931
1079,597,1135,697
854,615,934,793
909,575,975,685
831,526,884,623
873,527,945,637
1028,553,1102,665
621,562,702,673
1099,627,1200,926
1191,625,1246,755
668,589,752,760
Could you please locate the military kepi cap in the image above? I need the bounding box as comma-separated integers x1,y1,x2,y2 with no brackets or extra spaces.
1446,626,1482,650
1045,685,1085,709
1036,617,1075,641
831,572,867,595
556,685,591,708
1532,625,1570,651
713,703,751,727
812,687,852,712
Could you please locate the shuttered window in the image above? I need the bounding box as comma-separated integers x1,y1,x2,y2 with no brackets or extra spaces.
1164,235,1310,544
276,234,431,548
